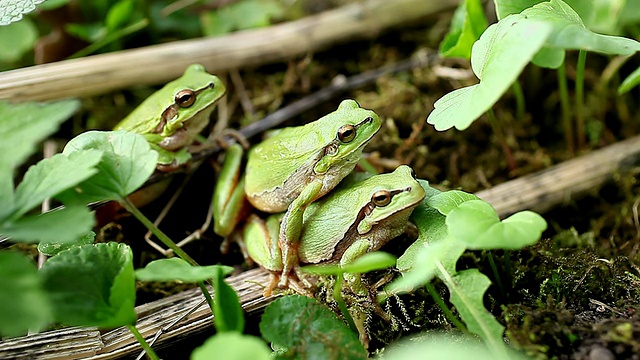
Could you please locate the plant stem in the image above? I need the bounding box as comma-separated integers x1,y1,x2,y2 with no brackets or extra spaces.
511,81,525,121
425,282,467,332
127,324,160,360
486,109,516,171
121,197,198,266
487,252,505,301
575,50,587,150
197,281,216,321
333,274,358,333
557,61,574,155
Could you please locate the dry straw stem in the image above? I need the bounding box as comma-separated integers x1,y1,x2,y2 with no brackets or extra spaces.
0,0,457,102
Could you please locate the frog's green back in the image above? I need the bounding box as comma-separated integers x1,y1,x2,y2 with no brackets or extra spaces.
245,100,379,196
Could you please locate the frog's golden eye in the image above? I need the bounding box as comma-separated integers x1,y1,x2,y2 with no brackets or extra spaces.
410,168,417,179
372,190,391,207
175,89,196,108
337,124,356,143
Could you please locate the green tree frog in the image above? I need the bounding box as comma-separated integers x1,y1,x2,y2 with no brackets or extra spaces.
213,100,382,284
243,165,426,294
114,64,226,170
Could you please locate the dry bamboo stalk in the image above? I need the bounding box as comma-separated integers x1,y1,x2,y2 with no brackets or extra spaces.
0,0,457,102
3,134,640,359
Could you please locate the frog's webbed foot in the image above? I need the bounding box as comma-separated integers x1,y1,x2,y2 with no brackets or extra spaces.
263,267,316,297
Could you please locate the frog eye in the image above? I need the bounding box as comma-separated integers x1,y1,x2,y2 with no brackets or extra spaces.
337,124,356,143
372,190,391,207
410,168,417,179
175,89,196,108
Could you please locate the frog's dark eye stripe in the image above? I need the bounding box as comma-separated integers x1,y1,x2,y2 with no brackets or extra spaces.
175,89,196,108
337,124,356,143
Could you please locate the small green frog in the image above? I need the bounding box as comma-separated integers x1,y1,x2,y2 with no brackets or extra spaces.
213,100,382,285
114,64,225,169
243,165,426,294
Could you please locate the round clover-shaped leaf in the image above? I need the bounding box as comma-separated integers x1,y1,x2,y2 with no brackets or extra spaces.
446,200,547,249
191,333,271,360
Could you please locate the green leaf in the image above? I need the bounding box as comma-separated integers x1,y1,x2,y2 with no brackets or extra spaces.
59,130,158,204
619,66,640,94
0,99,80,171
38,231,95,256
426,190,480,216
440,268,509,358
135,258,233,283
1,205,95,244
0,251,52,337
384,333,528,360
304,252,396,275
105,0,134,31
427,15,552,130
494,0,542,20
12,150,102,219
191,332,271,360
523,0,640,55
0,17,37,62
212,267,245,333
201,0,284,36
0,0,46,25
40,243,137,328
386,239,465,295
36,0,70,11
447,200,547,249
260,295,367,359
439,0,488,58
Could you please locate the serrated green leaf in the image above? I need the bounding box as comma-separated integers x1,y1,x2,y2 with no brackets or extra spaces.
40,243,136,328
212,267,244,333
523,0,640,55
38,231,95,256
439,268,509,358
0,0,46,25
0,99,80,171
12,150,102,219
440,0,488,58
0,251,52,337
619,66,640,94
260,295,367,359
191,333,271,360
447,200,547,249
0,17,37,62
0,205,95,244
135,258,233,283
59,130,158,204
427,15,552,130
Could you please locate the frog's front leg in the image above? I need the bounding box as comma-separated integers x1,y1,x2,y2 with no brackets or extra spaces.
278,179,324,287
339,238,373,295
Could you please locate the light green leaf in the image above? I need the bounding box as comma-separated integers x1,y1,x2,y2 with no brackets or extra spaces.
12,150,102,219
201,0,284,36
0,251,52,337
38,231,95,256
0,17,37,62
0,99,80,171
447,200,547,249
427,190,480,216
135,258,233,283
304,251,396,275
440,268,509,358
440,0,488,58
619,66,640,94
40,243,137,328
191,333,271,360
494,0,542,20
0,205,95,244
0,0,46,25
59,130,158,204
105,0,134,31
523,0,640,55
260,295,367,359
212,267,244,333
427,15,552,130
